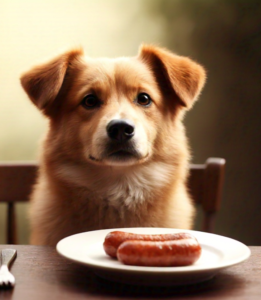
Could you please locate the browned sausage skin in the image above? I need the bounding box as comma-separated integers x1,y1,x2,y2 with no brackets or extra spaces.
117,239,201,267
103,231,197,258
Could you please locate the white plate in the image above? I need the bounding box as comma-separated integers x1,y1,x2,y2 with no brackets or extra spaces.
56,228,250,286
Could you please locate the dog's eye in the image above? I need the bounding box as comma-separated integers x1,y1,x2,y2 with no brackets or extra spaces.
136,93,152,107
81,94,100,109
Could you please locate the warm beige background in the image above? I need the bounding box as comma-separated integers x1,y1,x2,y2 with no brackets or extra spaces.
1,0,261,245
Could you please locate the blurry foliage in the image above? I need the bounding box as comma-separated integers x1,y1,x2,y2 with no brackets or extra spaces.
143,0,261,55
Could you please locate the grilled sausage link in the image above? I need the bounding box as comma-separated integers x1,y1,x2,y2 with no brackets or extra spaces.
117,239,201,267
103,231,197,258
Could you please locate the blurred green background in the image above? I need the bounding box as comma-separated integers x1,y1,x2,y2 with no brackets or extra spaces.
1,0,261,245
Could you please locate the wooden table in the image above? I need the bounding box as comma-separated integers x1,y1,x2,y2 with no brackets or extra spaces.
0,245,260,300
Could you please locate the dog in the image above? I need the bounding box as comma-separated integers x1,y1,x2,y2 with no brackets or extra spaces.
20,45,206,246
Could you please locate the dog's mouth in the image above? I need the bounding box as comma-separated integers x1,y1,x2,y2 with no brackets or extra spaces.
89,143,143,165
106,143,141,162
108,149,138,160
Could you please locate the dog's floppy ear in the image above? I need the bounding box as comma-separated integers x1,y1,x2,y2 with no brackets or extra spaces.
20,48,84,113
139,45,206,109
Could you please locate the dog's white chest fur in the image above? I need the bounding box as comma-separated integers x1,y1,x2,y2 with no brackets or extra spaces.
104,162,173,209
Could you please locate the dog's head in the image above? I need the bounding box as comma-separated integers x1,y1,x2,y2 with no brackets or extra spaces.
21,45,206,167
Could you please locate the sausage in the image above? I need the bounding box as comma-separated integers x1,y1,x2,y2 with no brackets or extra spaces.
117,239,201,267
103,231,197,258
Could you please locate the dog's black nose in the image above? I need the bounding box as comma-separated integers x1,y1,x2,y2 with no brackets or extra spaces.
107,119,135,141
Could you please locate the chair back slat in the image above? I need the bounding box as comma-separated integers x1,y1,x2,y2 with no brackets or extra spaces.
0,163,38,203
188,164,205,205
7,202,16,244
203,158,226,212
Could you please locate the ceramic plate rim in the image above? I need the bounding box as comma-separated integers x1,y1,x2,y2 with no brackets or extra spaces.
56,228,251,275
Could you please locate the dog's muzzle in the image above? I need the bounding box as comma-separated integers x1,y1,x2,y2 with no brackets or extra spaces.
104,119,140,162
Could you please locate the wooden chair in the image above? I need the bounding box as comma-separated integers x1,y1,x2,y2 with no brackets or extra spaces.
188,158,226,233
0,158,225,244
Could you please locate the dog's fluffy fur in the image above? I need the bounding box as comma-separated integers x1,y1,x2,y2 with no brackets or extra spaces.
20,45,206,246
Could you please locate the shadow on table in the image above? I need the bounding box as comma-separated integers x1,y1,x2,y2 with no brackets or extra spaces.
58,264,246,298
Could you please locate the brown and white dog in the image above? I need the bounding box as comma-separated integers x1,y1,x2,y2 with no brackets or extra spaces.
20,45,206,246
